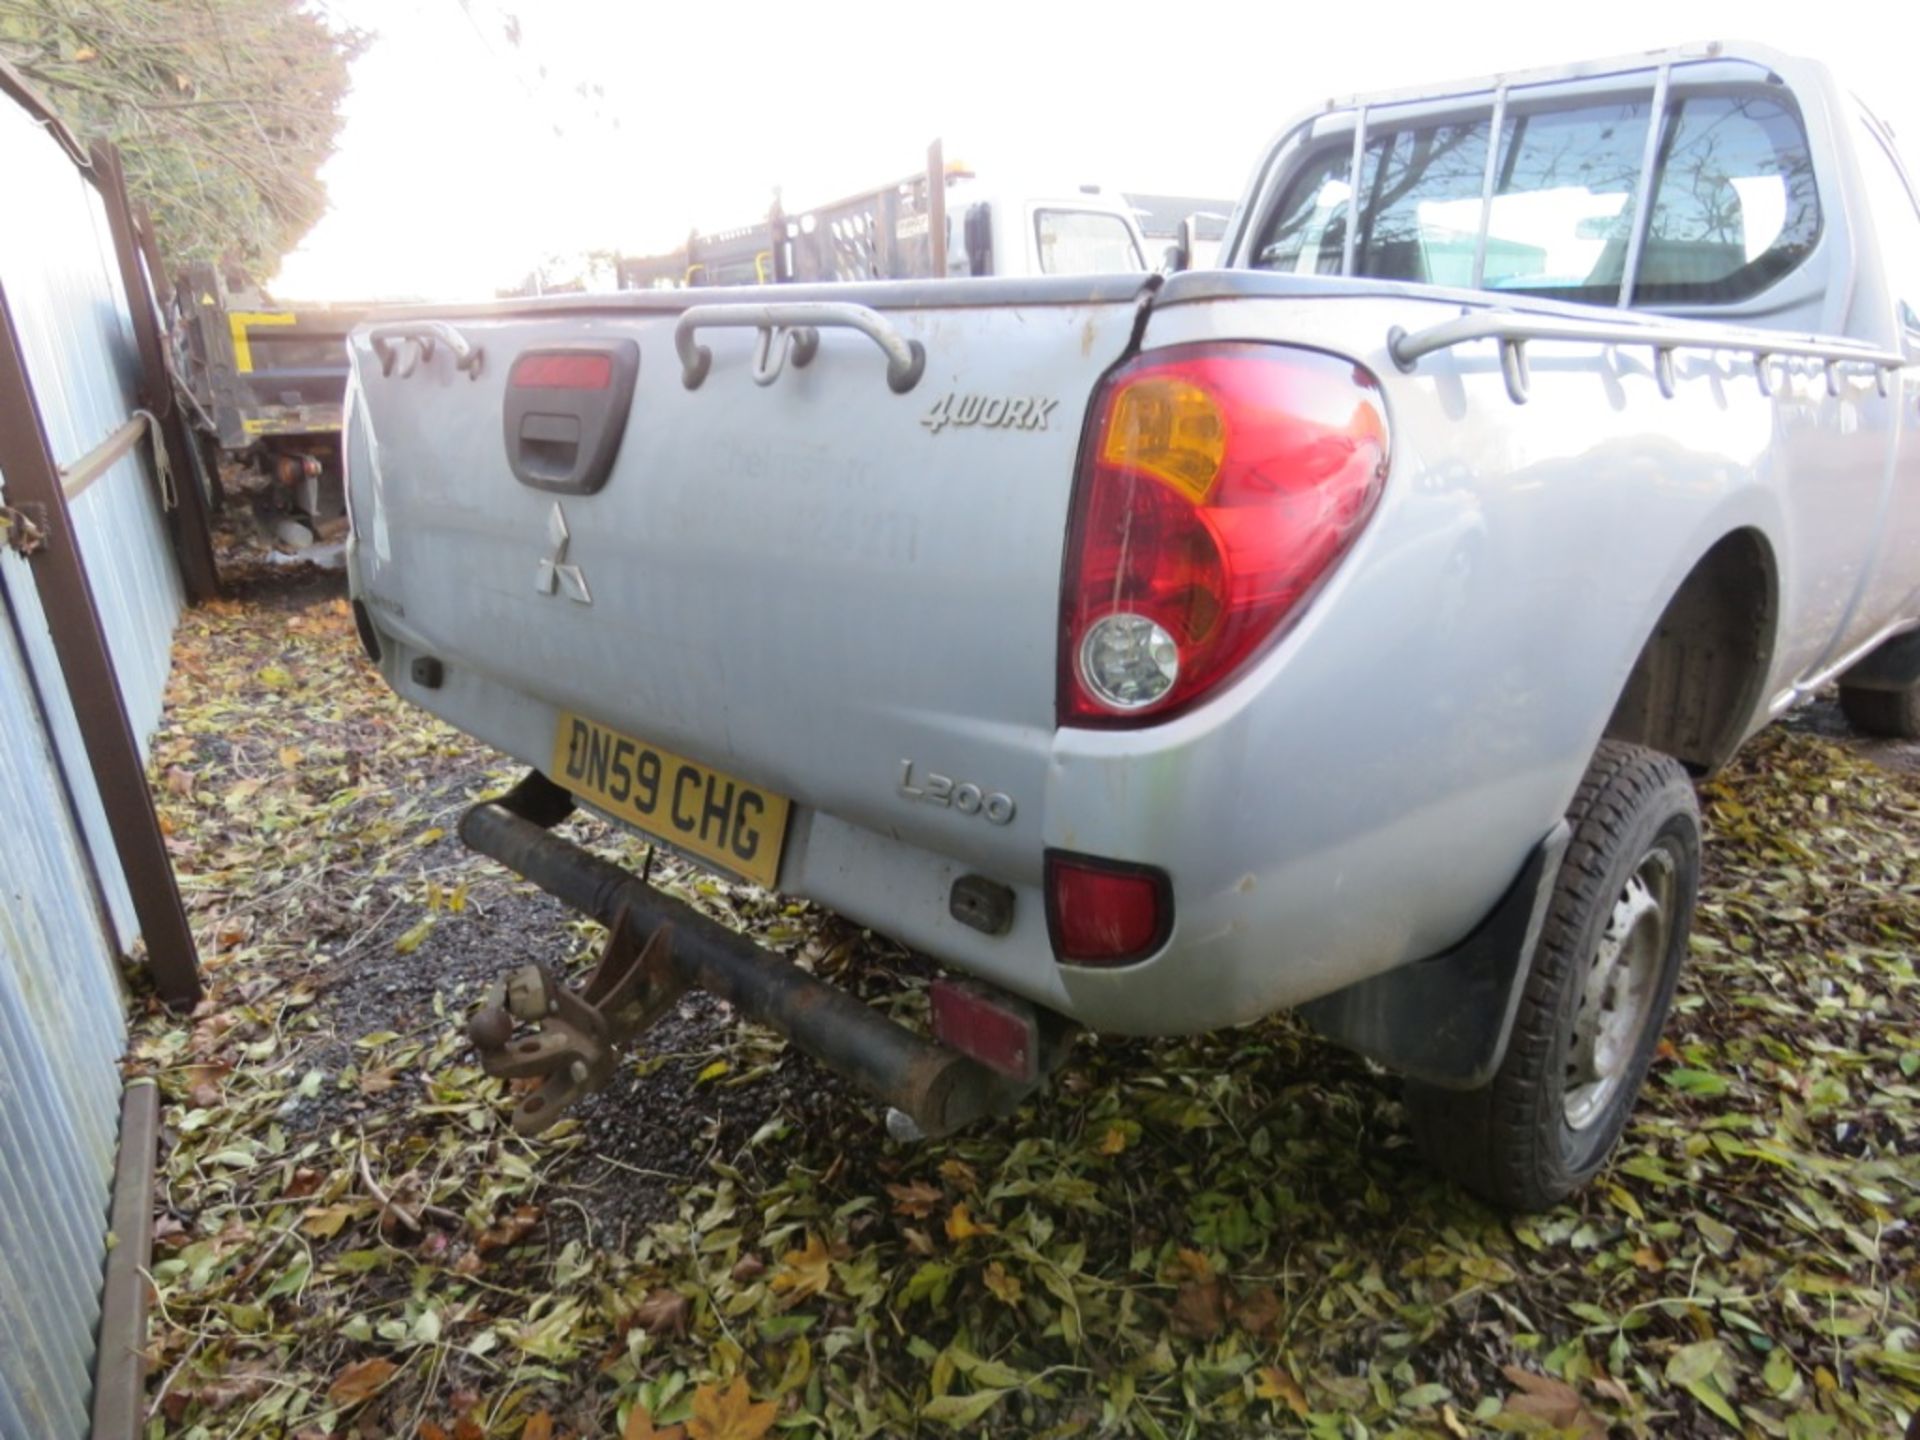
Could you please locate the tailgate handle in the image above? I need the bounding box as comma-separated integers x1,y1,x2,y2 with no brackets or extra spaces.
369,321,484,380
675,302,925,394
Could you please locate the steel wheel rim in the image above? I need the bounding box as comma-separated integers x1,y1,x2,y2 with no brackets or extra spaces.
1563,843,1676,1131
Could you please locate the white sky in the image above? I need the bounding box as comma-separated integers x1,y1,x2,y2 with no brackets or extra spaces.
271,0,1920,301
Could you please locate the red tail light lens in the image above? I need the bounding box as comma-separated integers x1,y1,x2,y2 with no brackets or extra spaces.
1045,851,1172,965
510,351,614,390
1060,343,1389,725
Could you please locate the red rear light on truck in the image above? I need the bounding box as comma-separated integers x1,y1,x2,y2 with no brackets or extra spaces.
1045,851,1172,965
509,351,614,390
1060,343,1389,725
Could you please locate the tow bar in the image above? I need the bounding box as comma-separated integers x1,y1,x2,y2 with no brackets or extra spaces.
461,772,1037,1138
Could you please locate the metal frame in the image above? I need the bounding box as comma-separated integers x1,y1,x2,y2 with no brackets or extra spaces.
88,1079,159,1440
1469,86,1508,290
674,300,927,393
58,413,150,501
89,143,221,603
461,776,1030,1139
1615,64,1672,307
1387,308,1905,405
0,282,202,1008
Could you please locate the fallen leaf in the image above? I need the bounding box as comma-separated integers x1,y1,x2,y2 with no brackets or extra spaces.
630,1287,689,1336
887,1179,940,1217
687,1378,777,1440
301,1202,360,1238
770,1233,833,1300
183,1062,228,1108
521,1412,554,1440
1233,1284,1282,1336
730,1253,766,1283
326,1356,397,1409
982,1260,1023,1305
920,1388,1010,1428
624,1403,687,1440
1170,1274,1227,1338
393,917,435,955
1254,1365,1310,1416
475,1204,540,1252
1502,1365,1605,1440
937,1158,978,1192
945,1203,996,1242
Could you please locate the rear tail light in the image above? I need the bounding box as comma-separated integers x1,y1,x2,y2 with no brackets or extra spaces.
1045,851,1172,966
1060,342,1389,724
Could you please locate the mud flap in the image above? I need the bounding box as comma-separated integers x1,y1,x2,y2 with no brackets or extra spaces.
1299,820,1571,1089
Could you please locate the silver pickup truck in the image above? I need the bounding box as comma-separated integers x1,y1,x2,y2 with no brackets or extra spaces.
345,42,1920,1210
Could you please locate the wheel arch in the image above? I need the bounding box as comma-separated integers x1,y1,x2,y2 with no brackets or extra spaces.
1603,526,1780,775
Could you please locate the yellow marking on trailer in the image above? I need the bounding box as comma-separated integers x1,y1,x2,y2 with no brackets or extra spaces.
228,310,295,373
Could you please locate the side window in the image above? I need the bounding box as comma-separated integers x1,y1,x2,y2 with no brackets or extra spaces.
1254,106,1651,296
1854,121,1920,334
1253,150,1355,276
1633,93,1820,304
1357,120,1492,285
1033,210,1144,275
1249,86,1821,307
1482,101,1651,300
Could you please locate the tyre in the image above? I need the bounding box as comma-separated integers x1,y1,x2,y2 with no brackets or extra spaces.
1838,682,1920,740
1405,741,1700,1211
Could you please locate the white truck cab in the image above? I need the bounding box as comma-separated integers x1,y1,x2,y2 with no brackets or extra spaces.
940,176,1148,277
618,146,1151,289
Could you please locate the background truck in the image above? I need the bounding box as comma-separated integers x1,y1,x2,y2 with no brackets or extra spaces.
343,41,1920,1210
171,259,370,529
618,141,1156,288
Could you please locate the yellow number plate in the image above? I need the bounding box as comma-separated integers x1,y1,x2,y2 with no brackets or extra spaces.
550,713,790,888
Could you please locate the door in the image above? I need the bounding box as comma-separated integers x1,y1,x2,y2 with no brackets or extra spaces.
1835,114,1920,642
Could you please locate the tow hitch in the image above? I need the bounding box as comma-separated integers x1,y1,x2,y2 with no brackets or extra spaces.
459,772,1053,1138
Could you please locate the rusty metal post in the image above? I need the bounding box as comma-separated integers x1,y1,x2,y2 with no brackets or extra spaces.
926,139,947,280
0,281,203,1007
89,1079,160,1440
90,142,221,602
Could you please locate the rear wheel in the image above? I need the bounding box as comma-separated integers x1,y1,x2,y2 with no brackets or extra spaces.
1405,741,1699,1211
1838,681,1920,740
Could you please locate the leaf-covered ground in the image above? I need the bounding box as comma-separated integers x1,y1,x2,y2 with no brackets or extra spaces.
132,565,1918,1439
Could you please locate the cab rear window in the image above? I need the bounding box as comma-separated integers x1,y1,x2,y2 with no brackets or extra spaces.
1253,86,1820,307
1034,210,1144,275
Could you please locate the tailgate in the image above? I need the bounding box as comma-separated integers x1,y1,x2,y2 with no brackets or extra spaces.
346,278,1152,881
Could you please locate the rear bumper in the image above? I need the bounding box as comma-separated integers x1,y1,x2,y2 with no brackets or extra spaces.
353,597,1562,1037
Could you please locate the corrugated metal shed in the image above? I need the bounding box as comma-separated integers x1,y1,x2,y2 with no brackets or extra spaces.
0,598,128,1440
0,90,183,954
0,69,188,1440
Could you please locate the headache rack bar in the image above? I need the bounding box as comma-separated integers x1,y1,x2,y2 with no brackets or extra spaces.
1387,310,1908,405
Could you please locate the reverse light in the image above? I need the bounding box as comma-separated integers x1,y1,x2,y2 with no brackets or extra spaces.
1060,343,1389,725
1045,851,1172,966
1079,612,1179,709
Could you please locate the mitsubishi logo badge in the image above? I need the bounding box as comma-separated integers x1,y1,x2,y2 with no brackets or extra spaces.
534,502,591,605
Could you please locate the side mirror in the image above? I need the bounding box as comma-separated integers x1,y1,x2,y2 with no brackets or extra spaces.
963,203,994,277
1165,214,1200,274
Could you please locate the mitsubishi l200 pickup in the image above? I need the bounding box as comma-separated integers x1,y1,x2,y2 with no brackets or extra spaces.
345,42,1920,1209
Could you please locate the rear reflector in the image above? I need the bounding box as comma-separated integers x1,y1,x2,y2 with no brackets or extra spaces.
1045,851,1172,966
510,351,614,390
930,979,1040,1083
